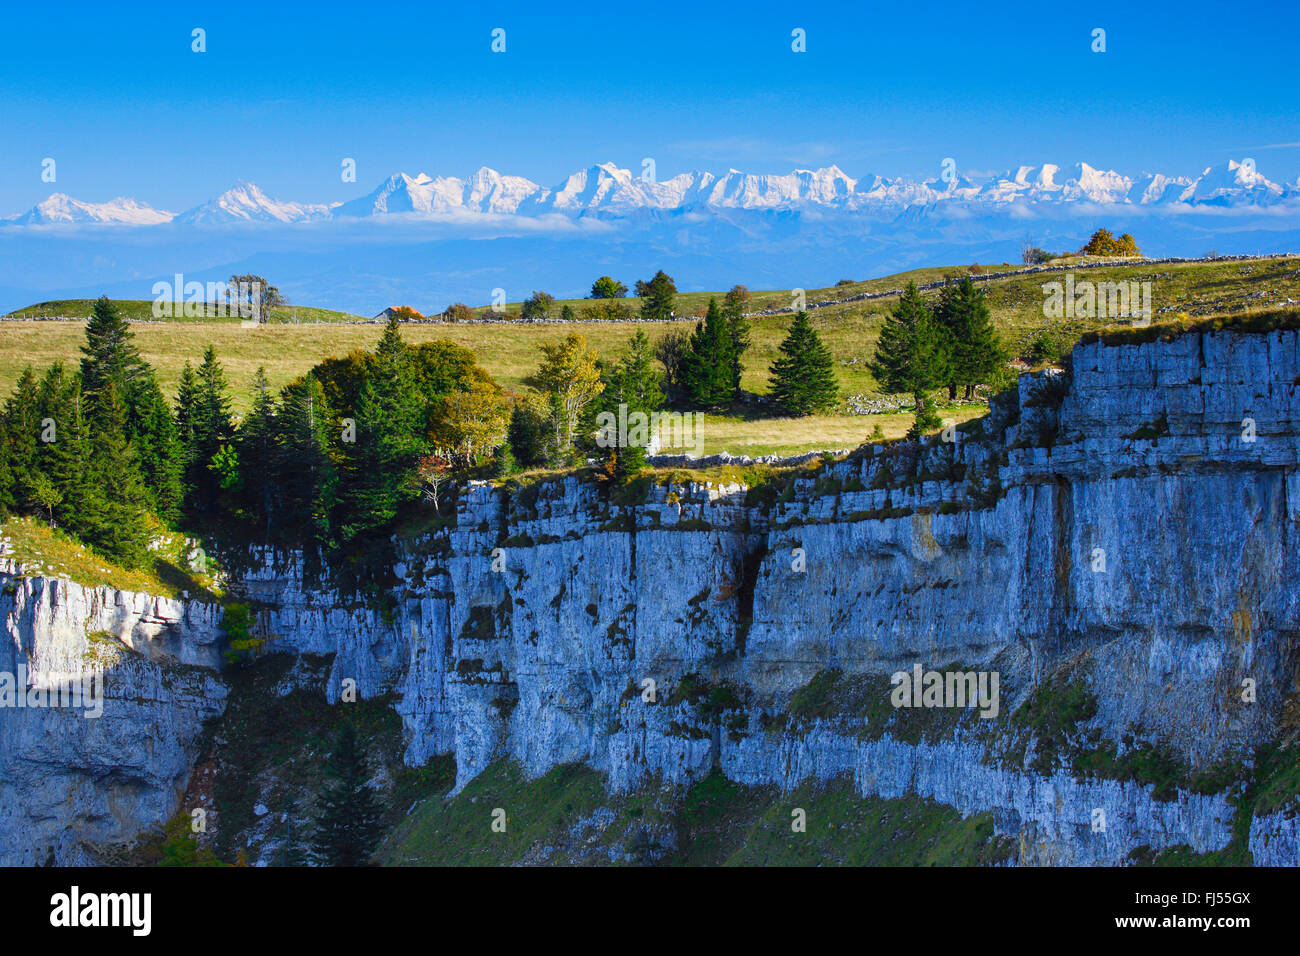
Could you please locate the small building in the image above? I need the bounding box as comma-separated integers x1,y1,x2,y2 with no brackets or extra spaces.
374,306,424,322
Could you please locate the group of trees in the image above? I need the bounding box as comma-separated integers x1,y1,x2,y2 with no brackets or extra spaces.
870,277,1004,437
0,297,183,565
0,298,509,566
1079,228,1140,257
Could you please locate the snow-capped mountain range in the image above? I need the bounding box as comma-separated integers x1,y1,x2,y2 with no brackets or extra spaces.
4,159,1295,226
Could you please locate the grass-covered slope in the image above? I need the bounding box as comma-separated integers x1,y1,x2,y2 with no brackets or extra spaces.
0,514,218,600
382,761,1016,867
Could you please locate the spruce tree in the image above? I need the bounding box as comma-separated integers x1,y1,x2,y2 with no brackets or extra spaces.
506,400,547,468
768,311,839,415
78,383,150,566
274,374,336,539
600,330,666,474
185,347,235,513
126,377,185,522
638,270,677,322
80,296,181,516
3,369,42,510
722,285,752,394
870,282,949,437
682,299,736,408
237,368,279,532
309,725,383,867
80,296,144,397
336,318,426,541
33,364,90,530
934,277,1003,400
174,361,199,445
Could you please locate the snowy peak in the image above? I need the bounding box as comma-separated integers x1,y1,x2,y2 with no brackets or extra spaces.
175,180,330,224
4,158,1297,227
1191,160,1285,205
4,193,175,225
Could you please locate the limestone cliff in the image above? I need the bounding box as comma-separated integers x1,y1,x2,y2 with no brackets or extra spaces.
3,326,1298,865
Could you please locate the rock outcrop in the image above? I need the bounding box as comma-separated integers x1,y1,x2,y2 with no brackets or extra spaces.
0,572,226,865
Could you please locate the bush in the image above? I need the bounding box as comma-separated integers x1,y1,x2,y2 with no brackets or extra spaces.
521,291,555,320
1025,331,1066,364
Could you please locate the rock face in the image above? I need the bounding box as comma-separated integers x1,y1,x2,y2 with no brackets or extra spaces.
0,572,226,865
2,327,1298,865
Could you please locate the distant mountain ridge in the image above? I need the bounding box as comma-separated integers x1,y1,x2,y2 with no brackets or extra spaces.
4,159,1295,226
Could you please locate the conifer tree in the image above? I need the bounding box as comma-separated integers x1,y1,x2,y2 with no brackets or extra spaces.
274,373,336,539
506,397,548,468
638,270,677,322
80,296,145,397
768,311,839,415
238,368,279,532
33,364,90,528
309,725,383,867
336,318,426,541
870,282,949,437
77,383,150,566
3,369,43,512
174,361,199,445
80,297,183,519
934,277,1003,400
185,347,235,512
126,377,185,521
682,298,736,408
600,330,666,475
722,285,752,394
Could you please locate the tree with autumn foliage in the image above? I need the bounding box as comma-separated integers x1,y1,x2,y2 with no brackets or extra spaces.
1080,228,1141,257
532,333,604,459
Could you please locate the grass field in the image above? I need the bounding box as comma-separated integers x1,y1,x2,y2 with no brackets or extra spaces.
4,256,1296,457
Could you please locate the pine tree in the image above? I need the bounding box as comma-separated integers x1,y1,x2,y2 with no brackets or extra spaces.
870,282,948,437
309,725,383,867
934,277,1002,400
768,311,839,415
682,298,736,408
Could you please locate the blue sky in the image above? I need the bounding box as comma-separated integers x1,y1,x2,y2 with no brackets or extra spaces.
2,0,1298,213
